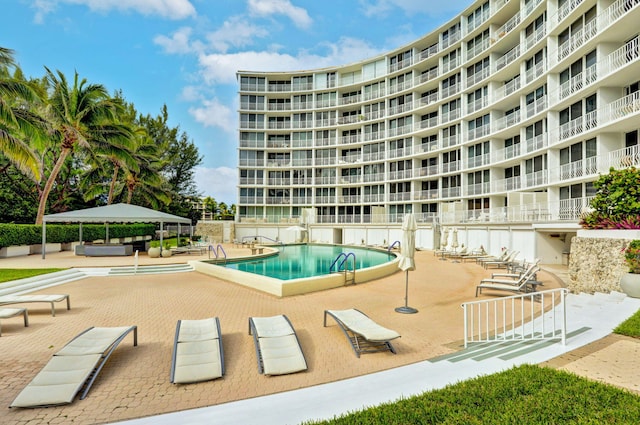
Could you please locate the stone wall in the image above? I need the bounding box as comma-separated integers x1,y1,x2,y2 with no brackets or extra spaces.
194,221,234,244
568,236,629,294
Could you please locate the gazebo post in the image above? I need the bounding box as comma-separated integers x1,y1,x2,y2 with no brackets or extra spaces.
41,221,46,260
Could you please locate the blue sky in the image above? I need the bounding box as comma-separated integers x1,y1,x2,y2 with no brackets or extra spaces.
2,0,470,204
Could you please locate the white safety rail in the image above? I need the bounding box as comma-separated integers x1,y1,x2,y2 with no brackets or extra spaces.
461,288,568,348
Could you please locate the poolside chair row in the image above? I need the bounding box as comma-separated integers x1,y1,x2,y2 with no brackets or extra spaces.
174,309,401,383
0,294,71,337
10,310,401,408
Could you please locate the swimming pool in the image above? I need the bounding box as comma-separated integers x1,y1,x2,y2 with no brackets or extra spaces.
191,244,400,297
215,244,395,280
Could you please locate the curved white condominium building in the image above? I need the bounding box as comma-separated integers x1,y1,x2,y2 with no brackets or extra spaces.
237,0,640,227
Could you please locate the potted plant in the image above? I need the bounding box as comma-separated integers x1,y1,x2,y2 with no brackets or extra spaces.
621,240,640,298
148,241,161,258
161,241,173,258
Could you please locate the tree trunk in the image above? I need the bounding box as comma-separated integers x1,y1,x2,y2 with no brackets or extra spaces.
35,148,70,224
107,165,120,205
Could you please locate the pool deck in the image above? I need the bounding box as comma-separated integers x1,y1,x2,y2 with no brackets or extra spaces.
0,246,639,424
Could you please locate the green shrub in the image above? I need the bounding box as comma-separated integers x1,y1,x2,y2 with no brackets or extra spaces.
0,223,156,247
581,167,640,229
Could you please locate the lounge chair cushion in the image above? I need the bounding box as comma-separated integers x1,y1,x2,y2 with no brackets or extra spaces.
57,326,134,356
328,309,400,342
0,307,26,319
250,316,293,338
10,354,102,407
173,340,223,383
258,334,307,375
177,318,220,342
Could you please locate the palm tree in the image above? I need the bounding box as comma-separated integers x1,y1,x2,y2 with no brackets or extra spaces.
122,134,171,207
0,47,44,182
35,68,133,223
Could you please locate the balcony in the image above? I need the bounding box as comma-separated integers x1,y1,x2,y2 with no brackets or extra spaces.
388,79,414,94
466,38,490,61
557,111,597,142
441,186,461,198
267,103,291,111
416,68,439,85
442,160,460,173
524,169,548,188
315,176,336,185
389,192,411,202
466,181,490,196
466,67,490,88
388,147,412,158
388,169,413,180
416,189,439,200
524,60,546,85
525,133,548,153
556,20,598,65
363,193,385,202
492,142,521,163
524,25,547,52
524,96,547,119
441,108,461,123
389,56,413,73
467,123,490,141
494,45,520,72
493,110,521,133
363,172,385,182
240,102,265,111
467,97,488,114
441,83,460,99
442,134,460,148
467,153,490,168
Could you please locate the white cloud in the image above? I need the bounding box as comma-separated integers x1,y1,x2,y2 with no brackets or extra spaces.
189,98,235,132
154,27,201,54
194,166,238,203
197,37,382,85
359,0,470,19
248,0,312,29
205,16,269,53
32,0,197,21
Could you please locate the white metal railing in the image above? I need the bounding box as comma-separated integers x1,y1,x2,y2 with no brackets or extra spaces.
467,38,490,61
466,67,490,88
495,11,521,40
524,60,546,85
462,288,568,348
524,24,547,52
524,95,547,119
557,19,598,64
556,0,584,24
495,45,521,72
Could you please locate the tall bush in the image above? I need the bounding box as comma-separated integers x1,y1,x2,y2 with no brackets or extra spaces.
580,167,640,229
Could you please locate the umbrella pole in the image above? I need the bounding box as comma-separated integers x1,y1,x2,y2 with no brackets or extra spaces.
395,270,418,314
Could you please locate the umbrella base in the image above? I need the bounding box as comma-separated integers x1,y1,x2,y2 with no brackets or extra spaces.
395,306,418,314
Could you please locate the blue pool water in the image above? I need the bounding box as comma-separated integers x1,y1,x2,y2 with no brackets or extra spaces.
213,244,395,280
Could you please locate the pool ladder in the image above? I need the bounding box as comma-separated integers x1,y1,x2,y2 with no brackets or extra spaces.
208,244,227,265
330,252,356,285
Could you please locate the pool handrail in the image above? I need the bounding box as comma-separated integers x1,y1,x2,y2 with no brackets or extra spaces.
330,252,356,272
208,244,228,264
388,241,401,251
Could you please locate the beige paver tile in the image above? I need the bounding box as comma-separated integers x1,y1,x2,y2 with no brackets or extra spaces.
1,246,617,425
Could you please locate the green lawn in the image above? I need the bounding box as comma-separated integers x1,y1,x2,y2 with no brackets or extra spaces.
303,364,640,424
0,268,65,284
614,308,640,338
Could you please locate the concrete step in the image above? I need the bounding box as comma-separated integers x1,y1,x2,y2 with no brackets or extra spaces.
108,264,194,275
0,269,87,296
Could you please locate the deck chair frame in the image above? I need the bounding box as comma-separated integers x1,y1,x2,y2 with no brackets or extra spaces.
323,309,399,357
10,325,137,408
0,294,70,317
476,265,541,297
0,307,29,336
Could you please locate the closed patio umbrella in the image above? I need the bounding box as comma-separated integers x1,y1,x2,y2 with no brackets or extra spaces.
396,213,418,314
440,227,449,249
451,227,459,252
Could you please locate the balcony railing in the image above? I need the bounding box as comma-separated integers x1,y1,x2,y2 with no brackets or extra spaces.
495,45,521,72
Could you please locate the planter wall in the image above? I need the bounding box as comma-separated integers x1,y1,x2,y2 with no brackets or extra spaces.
0,245,31,258
29,243,62,255
568,231,634,294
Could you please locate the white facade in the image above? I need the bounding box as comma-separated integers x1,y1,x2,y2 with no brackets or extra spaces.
236,0,640,260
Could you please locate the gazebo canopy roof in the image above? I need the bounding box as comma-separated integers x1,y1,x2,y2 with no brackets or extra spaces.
43,203,191,224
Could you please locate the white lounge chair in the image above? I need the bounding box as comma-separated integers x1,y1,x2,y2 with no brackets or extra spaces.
0,294,70,317
248,315,307,376
170,317,224,384
324,309,400,357
476,265,541,297
0,307,29,336
10,325,138,408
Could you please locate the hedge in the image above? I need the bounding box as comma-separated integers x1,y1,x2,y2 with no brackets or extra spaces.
0,223,156,248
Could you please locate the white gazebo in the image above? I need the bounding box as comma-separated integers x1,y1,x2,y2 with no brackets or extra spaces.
41,203,193,259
